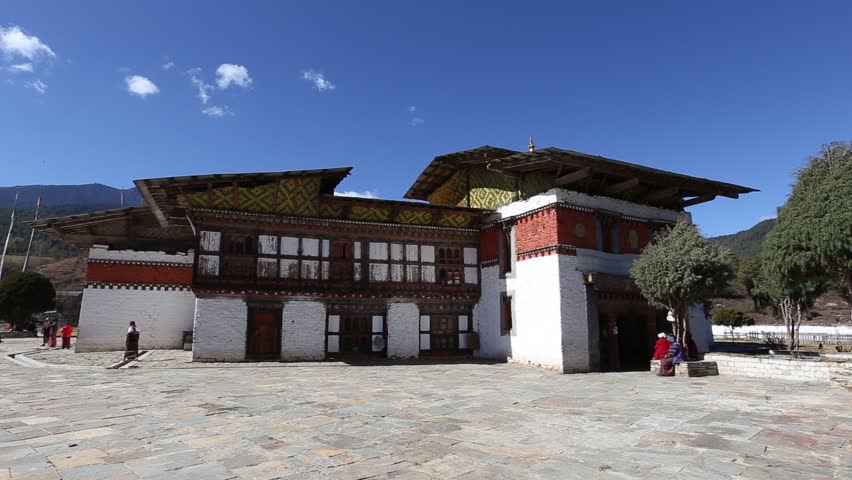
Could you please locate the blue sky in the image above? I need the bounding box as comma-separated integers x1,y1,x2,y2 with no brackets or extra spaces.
1,1,850,236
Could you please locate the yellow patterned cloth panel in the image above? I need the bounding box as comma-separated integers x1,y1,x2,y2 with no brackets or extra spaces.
349,206,391,222
437,213,473,228
395,210,433,225
185,191,208,208
238,184,276,213
466,168,516,209
276,177,320,216
320,203,345,218
211,186,233,209
427,170,467,206
522,173,553,198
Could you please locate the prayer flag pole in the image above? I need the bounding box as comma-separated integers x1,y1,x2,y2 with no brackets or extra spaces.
0,191,20,282
22,196,42,272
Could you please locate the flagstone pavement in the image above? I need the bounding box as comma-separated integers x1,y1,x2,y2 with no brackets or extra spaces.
0,339,850,479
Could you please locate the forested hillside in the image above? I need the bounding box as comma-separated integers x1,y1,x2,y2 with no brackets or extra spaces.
0,184,140,207
0,204,118,258
707,218,775,258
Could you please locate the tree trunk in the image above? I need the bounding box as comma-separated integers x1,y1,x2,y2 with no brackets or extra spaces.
779,296,795,351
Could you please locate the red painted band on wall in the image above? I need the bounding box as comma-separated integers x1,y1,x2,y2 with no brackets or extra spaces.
86,261,193,285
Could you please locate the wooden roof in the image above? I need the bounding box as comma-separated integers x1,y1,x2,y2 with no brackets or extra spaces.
134,168,352,227
403,146,520,201
405,146,757,208
27,206,194,251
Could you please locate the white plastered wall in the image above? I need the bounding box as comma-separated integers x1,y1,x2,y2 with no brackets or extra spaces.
507,255,566,371
474,266,510,360
192,296,247,361
687,303,713,353
558,255,593,372
281,300,326,361
387,302,419,358
76,287,196,352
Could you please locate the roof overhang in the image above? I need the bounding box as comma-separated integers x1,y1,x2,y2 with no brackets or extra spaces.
404,146,520,200
134,167,352,227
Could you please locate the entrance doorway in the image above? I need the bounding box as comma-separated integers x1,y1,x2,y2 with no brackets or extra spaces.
598,312,651,371
327,311,386,359
246,308,281,359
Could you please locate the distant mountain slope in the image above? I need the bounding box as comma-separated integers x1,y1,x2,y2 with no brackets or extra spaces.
708,218,776,258
0,184,141,208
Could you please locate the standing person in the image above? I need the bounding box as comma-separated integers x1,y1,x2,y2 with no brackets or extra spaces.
41,320,50,346
125,321,140,360
685,332,699,361
652,333,671,360
60,323,74,349
657,335,684,377
48,318,58,348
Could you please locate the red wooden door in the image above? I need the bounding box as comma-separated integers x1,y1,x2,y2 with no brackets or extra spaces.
247,310,281,358
339,315,371,356
330,240,353,281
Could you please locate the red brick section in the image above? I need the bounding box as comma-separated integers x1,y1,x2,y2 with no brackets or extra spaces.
479,225,500,263
515,208,560,253
619,220,650,255
86,261,193,285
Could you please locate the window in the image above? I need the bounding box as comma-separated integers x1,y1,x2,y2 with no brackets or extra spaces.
498,227,514,277
366,243,441,284
437,247,463,284
198,231,221,277
276,236,329,280
500,292,513,335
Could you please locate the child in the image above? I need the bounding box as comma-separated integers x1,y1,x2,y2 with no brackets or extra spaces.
60,323,74,349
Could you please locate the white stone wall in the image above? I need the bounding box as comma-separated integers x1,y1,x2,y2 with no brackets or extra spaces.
687,303,713,353
474,266,511,360
508,255,566,371
76,286,195,352
558,255,593,373
281,301,326,361
387,302,419,358
192,296,247,362
88,245,194,264
497,188,688,224
704,353,851,385
573,248,638,276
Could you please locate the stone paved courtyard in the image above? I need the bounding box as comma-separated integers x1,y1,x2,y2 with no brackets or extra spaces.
0,339,850,479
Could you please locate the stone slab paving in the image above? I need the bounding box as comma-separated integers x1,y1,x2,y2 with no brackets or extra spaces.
0,343,849,479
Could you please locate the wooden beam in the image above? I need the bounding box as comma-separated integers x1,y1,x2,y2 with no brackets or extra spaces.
680,194,717,208
718,192,740,199
604,177,640,195
644,187,679,202
554,167,592,187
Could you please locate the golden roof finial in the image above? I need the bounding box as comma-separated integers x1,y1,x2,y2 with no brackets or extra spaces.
528,136,536,152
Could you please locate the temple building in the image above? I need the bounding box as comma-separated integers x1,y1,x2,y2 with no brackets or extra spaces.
30,143,755,372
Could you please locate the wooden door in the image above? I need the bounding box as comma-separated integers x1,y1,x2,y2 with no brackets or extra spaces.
330,240,353,281
247,310,281,358
339,315,371,356
430,315,459,352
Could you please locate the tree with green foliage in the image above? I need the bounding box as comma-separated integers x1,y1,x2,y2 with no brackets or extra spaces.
0,272,56,331
630,222,734,346
712,307,754,340
736,256,762,310
761,141,852,323
752,264,824,351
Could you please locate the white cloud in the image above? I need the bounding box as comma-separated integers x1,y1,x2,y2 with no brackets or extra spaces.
216,63,252,89
125,75,159,97
190,72,213,104
162,61,175,70
408,105,416,112
302,69,335,91
25,78,47,94
0,26,55,60
334,190,379,199
6,63,33,73
410,117,424,127
202,105,232,117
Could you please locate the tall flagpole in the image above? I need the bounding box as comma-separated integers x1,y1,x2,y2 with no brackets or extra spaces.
22,197,42,272
0,191,20,282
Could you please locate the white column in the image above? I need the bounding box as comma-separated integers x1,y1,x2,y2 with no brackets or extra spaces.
192,296,247,362
387,302,419,358
281,300,326,361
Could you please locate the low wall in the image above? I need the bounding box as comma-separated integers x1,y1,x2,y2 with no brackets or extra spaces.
704,352,851,385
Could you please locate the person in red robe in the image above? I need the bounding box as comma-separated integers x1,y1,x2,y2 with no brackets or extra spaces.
48,319,58,347
60,323,74,349
652,333,670,360
685,331,699,360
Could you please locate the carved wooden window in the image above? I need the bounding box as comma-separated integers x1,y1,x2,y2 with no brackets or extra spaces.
276,236,329,280
437,247,463,285
500,292,513,336
419,312,472,352
197,231,221,277
498,226,514,277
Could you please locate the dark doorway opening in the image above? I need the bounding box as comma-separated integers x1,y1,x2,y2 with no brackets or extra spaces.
246,308,281,359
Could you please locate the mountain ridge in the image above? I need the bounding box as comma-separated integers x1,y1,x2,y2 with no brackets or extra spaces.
0,184,142,208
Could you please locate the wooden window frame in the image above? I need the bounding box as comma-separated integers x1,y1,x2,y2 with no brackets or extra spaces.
500,292,513,336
